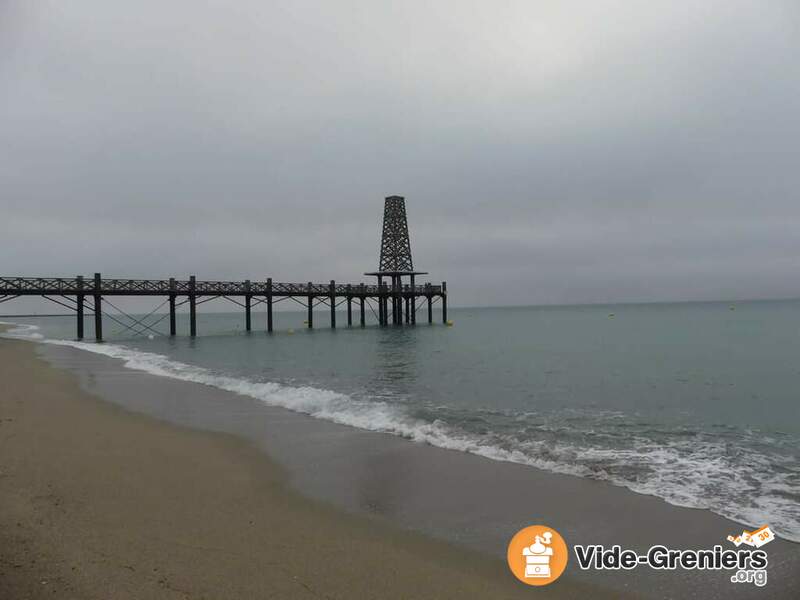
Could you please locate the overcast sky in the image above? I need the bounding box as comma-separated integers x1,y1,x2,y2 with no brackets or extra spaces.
2,1,799,309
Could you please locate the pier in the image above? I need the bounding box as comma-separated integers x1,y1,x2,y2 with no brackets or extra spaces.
0,196,448,340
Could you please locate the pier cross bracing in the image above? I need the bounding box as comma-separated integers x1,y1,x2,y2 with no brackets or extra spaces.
0,197,447,340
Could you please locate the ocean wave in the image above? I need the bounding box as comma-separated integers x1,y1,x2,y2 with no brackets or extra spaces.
3,321,798,543
0,321,44,340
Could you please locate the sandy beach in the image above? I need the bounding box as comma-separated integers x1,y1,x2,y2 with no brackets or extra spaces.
0,334,616,599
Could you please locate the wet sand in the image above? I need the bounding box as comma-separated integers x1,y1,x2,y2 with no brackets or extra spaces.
0,335,610,599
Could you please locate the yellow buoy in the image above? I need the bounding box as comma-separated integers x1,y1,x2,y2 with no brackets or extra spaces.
446,320,454,326
287,328,294,334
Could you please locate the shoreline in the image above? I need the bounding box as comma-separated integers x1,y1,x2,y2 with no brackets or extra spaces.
2,328,799,597
0,334,608,599
6,316,797,546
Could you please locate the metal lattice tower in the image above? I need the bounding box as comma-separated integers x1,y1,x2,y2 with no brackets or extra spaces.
378,196,414,272
365,195,439,327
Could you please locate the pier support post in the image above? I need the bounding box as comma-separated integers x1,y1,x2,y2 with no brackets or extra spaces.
377,277,384,326
307,282,313,329
244,280,252,332
387,277,392,325
391,277,396,325
410,274,416,325
330,280,336,329
405,294,410,324
427,295,433,324
396,284,401,325
189,275,197,337
93,272,102,342
266,278,273,333
441,281,447,324
398,278,404,325
385,290,389,324
359,284,366,327
386,281,392,325
346,284,352,326
169,277,176,336
76,275,84,340
393,276,401,325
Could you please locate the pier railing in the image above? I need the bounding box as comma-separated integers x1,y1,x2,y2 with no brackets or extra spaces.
0,277,442,297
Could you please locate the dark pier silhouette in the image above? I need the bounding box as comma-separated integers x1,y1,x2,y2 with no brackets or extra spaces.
0,196,447,341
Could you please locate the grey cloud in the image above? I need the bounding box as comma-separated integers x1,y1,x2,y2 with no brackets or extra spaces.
1,0,799,312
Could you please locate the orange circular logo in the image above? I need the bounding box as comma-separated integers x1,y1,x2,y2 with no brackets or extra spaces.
506,525,568,586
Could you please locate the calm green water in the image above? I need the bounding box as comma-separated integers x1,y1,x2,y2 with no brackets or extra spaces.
4,300,800,541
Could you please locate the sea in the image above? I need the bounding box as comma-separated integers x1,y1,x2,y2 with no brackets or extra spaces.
3,300,799,543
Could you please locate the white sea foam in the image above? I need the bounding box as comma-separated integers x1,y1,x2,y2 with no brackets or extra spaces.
3,321,798,543
0,321,44,340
